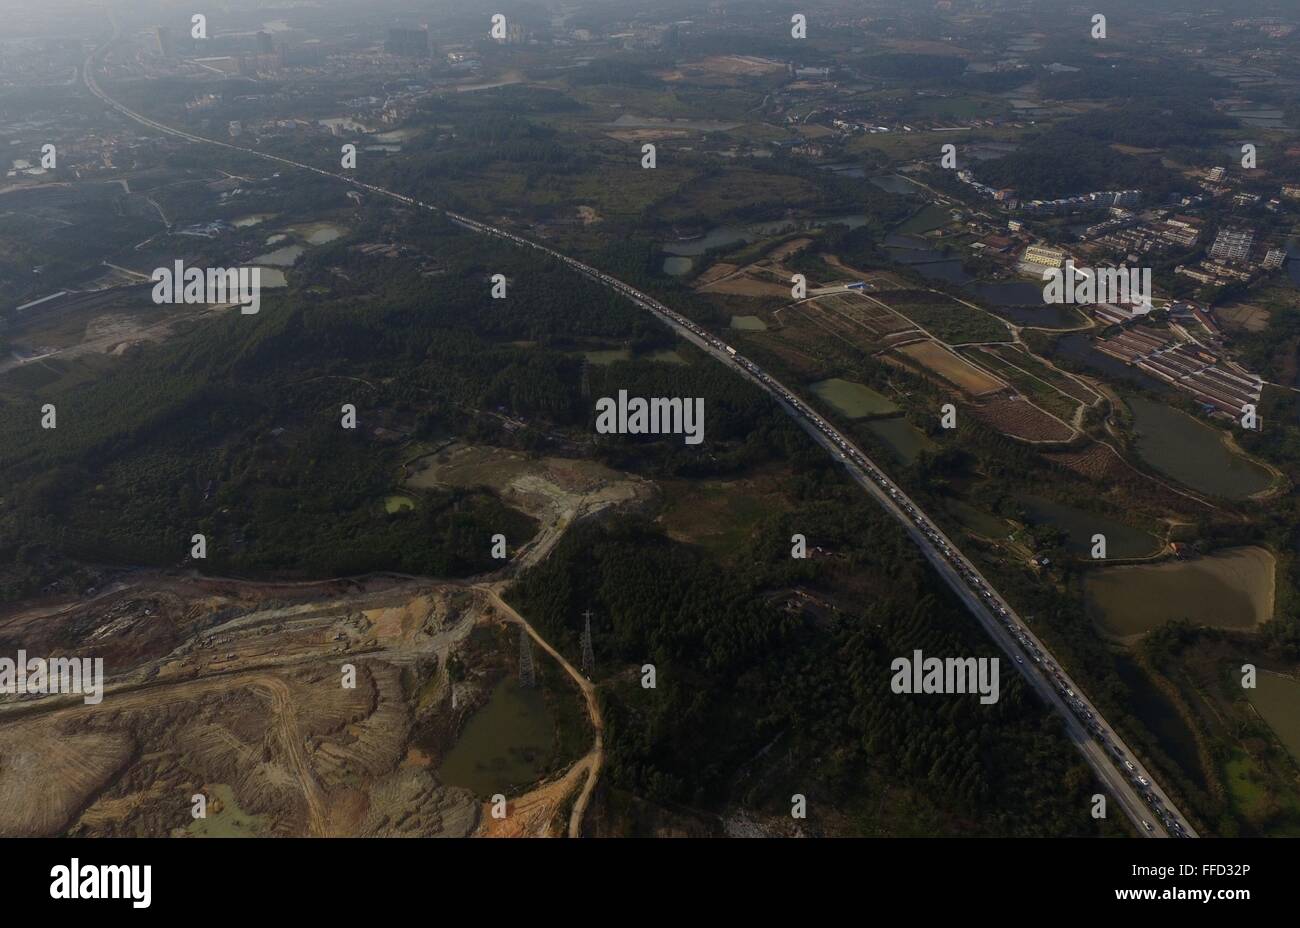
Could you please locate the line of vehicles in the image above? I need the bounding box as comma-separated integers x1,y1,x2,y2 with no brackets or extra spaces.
87,45,1191,836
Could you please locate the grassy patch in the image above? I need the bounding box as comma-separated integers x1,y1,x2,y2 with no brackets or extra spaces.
657,471,790,560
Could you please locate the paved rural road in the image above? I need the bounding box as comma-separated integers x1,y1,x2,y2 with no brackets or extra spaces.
85,21,1196,839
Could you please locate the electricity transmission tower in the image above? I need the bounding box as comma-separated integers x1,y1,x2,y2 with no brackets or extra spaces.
518,625,535,689
580,609,595,678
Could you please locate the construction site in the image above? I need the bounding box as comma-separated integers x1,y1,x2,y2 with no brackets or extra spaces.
0,444,649,838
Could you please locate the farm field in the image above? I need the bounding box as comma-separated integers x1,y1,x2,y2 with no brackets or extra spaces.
1043,443,1130,481
697,265,791,298
1215,302,1271,334
942,497,1009,539
893,339,1005,395
894,204,954,236
969,394,1075,442
793,291,918,349
965,347,1084,422
977,345,1100,404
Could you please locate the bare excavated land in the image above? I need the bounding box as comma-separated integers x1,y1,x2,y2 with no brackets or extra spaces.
0,445,649,837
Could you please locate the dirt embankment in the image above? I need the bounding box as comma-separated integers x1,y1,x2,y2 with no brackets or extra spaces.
0,444,645,837
0,577,489,837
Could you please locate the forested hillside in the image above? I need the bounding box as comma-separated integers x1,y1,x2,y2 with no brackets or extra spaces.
509,459,1117,836
2,220,663,594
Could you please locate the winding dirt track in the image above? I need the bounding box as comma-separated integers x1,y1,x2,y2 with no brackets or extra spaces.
478,586,603,838
250,675,330,837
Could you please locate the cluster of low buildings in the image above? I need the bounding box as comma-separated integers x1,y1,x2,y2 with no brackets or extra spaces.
144,19,521,84
1195,165,1299,216
1056,166,1294,290
1019,189,1142,216
1088,214,1204,258
1095,323,1262,418
0,37,85,91
954,170,1141,216
1017,244,1067,275
1230,17,1296,38
1174,225,1288,287
782,92,1032,144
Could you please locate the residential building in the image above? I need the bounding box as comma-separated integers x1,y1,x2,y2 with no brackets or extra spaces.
1209,227,1254,263
1021,244,1066,271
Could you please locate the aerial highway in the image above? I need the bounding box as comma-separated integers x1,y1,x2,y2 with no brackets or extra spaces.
84,23,1196,838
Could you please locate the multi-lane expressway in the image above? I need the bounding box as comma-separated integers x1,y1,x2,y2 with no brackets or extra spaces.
84,24,1196,838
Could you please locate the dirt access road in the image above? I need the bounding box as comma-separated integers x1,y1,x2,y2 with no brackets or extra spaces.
479,585,603,838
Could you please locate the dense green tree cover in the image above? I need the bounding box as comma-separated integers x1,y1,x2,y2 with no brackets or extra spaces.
584,357,810,478
944,101,1235,206
977,129,1179,201
4,211,894,598
368,114,591,209
959,69,1037,94
1058,101,1238,149
1236,302,1300,388
2,230,682,594
644,158,911,230
1039,61,1227,103
859,53,968,82
393,117,589,184
507,502,1109,835
569,56,668,88
677,32,830,64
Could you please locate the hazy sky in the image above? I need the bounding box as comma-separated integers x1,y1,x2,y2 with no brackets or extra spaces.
0,0,1287,41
